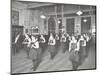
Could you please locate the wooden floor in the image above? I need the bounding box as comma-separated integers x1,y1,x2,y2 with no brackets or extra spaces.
11,45,96,74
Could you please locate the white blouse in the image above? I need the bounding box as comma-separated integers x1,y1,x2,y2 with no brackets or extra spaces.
31,36,39,48
69,40,80,52
31,41,39,49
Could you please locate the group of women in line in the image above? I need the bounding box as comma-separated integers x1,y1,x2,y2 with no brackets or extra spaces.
15,32,92,71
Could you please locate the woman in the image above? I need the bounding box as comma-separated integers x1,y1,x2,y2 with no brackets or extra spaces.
60,33,67,53
78,35,87,65
84,34,91,57
69,36,80,70
29,35,42,71
55,33,60,53
14,32,21,55
39,34,46,54
66,34,70,51
22,33,32,58
48,33,56,59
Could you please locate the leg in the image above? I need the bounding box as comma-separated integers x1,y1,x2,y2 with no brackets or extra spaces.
31,60,35,70
72,61,79,70
50,52,55,59
26,47,30,58
50,52,54,59
33,60,38,71
63,43,66,53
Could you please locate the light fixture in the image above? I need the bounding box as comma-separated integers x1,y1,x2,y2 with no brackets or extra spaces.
83,19,87,23
76,10,83,16
35,26,38,29
40,15,46,19
76,5,83,16
58,20,61,24
40,8,46,19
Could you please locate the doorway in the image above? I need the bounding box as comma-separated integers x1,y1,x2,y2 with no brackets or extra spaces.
48,17,56,34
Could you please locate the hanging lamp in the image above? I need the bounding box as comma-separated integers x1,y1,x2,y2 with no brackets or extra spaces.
76,5,83,16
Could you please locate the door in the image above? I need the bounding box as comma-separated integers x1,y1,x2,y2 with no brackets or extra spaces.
66,18,75,35
81,16,91,34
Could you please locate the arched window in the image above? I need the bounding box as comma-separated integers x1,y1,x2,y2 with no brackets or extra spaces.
48,17,56,34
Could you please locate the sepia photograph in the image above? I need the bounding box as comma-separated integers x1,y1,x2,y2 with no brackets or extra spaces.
11,0,96,74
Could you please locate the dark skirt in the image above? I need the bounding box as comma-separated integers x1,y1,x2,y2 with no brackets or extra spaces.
40,43,47,54
69,50,80,70
29,47,42,61
69,50,79,63
61,42,66,53
55,40,60,51
79,46,86,58
66,40,70,51
79,46,86,64
25,47,30,57
48,45,57,59
48,45,55,53
86,42,90,56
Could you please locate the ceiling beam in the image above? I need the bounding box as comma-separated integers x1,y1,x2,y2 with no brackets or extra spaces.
27,3,55,9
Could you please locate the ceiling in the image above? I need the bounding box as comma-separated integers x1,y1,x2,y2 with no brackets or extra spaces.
12,0,96,13
12,0,56,8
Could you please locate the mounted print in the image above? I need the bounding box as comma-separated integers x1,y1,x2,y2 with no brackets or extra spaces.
11,10,19,25
11,0,96,75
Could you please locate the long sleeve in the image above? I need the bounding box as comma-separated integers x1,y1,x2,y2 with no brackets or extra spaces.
75,41,80,51
40,35,46,43
14,34,20,43
27,39,31,47
69,41,72,52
